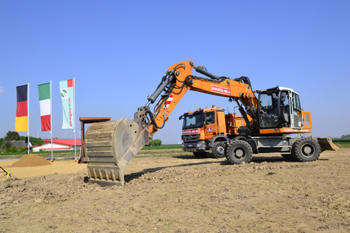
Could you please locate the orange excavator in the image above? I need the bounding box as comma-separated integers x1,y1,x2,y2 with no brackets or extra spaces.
84,60,338,186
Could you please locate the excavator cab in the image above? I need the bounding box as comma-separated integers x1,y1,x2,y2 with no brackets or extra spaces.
258,87,304,130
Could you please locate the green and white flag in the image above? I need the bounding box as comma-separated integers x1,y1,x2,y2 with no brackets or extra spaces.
38,82,51,131
59,79,74,129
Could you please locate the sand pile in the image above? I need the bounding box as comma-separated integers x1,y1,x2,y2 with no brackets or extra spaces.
12,154,51,167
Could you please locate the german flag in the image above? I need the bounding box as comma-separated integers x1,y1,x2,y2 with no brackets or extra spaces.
15,84,28,132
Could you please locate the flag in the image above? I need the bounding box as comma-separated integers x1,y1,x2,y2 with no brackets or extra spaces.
38,82,51,131
15,84,28,132
59,79,74,129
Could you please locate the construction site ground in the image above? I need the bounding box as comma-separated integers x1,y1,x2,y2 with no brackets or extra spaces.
1,148,350,232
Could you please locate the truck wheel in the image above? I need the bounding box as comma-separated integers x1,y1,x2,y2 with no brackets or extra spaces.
193,152,207,158
213,141,226,158
292,138,321,162
226,140,253,164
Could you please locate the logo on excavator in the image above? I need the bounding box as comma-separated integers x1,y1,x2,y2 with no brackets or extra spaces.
163,94,173,110
211,85,231,95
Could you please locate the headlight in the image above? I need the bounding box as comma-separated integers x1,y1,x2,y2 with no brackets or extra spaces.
196,141,205,149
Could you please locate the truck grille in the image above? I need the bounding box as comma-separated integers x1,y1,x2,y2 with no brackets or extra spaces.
182,134,200,142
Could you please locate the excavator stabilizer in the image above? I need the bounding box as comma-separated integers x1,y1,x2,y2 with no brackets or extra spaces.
84,119,151,186
318,137,339,152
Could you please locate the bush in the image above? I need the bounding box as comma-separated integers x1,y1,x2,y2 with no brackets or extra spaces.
10,146,18,152
3,141,12,149
148,139,162,147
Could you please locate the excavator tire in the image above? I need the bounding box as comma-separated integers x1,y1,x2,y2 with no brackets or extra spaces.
84,119,151,186
292,137,321,162
212,141,226,158
226,140,253,164
224,137,246,159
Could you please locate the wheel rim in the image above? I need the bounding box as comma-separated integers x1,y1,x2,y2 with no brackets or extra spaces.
216,145,225,156
302,144,314,157
233,148,245,159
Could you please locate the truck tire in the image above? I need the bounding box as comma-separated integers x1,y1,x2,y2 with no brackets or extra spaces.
292,137,321,162
193,152,207,158
226,140,253,164
212,141,226,158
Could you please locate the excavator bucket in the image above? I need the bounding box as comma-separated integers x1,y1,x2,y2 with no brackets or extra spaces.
84,119,152,186
317,137,339,152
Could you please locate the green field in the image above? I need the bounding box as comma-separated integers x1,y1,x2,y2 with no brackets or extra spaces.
0,144,188,160
332,138,350,148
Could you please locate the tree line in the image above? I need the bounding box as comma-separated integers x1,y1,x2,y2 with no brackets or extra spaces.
0,131,45,153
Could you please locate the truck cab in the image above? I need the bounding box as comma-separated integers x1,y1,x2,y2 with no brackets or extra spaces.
179,105,244,158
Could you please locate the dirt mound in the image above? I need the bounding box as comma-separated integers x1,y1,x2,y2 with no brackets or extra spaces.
11,154,51,167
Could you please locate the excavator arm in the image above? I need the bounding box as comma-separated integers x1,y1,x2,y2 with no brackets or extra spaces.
138,60,258,136
84,60,258,186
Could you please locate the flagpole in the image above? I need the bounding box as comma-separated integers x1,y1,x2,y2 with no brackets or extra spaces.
74,77,76,162
27,83,30,154
50,80,53,162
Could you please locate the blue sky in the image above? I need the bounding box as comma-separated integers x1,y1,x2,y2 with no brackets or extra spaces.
1,0,349,144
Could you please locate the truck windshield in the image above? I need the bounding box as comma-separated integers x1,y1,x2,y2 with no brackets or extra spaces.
182,113,204,129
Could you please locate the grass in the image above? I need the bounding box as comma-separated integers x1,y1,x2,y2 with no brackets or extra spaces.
332,138,350,148
141,144,182,150
0,145,189,160
333,138,350,142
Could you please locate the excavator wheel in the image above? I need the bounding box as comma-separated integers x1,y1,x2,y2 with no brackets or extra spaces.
212,141,226,158
226,140,253,164
292,137,321,162
224,137,246,159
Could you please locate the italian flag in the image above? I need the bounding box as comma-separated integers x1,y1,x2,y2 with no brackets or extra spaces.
38,82,51,131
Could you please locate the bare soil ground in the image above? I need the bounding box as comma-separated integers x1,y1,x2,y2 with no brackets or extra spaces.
1,149,350,233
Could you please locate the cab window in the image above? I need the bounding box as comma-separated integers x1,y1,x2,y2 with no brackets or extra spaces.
292,93,302,115
205,112,215,124
259,91,279,128
183,113,204,129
